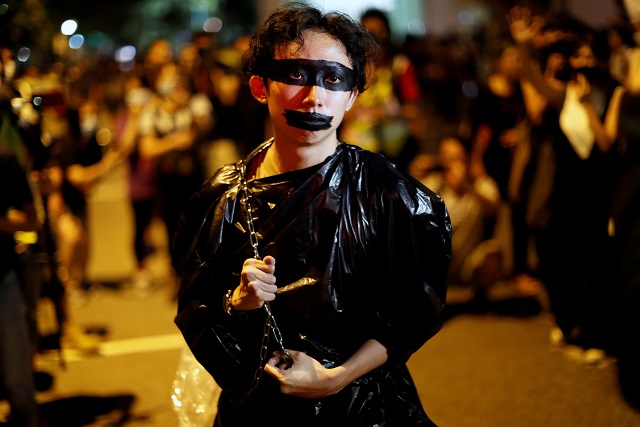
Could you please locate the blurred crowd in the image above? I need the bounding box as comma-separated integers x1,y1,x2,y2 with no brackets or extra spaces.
1,4,640,425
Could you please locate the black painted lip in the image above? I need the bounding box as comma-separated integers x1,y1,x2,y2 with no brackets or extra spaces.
284,110,333,131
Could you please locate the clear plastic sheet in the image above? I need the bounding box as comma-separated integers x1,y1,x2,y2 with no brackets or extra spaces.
171,344,221,427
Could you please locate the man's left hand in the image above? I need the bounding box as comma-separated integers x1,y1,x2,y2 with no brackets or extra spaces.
264,350,346,398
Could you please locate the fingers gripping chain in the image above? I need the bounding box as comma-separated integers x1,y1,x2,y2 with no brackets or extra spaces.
236,158,293,402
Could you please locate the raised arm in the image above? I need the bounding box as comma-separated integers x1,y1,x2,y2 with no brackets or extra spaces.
508,6,566,110
604,49,640,142
604,86,625,143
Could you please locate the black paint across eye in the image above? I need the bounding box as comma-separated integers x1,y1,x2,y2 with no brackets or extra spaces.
268,59,355,92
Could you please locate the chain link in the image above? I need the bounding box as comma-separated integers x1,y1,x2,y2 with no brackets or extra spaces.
235,154,293,402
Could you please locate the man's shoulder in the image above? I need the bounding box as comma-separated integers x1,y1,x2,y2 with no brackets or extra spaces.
196,163,240,200
340,143,440,199
340,142,395,173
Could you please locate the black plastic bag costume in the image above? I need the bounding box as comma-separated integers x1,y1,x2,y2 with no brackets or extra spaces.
173,140,451,426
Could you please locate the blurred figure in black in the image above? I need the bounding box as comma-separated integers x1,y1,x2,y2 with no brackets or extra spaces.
469,43,526,280
517,35,574,298
206,35,269,169
509,7,618,359
0,59,40,427
604,20,640,407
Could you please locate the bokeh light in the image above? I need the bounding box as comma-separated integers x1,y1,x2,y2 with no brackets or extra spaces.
203,17,223,33
69,34,85,49
115,45,137,62
407,20,426,36
61,19,78,35
96,128,112,146
17,47,30,62
457,10,476,26
0,4,8,15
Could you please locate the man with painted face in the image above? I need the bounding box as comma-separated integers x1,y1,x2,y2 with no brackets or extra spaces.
173,3,451,426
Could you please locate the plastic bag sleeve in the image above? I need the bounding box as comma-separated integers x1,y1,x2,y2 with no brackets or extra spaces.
367,179,452,364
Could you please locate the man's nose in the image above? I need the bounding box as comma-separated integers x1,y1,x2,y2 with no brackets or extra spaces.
302,84,325,107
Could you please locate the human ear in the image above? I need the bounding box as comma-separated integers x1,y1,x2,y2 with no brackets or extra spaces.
345,87,359,111
249,75,268,104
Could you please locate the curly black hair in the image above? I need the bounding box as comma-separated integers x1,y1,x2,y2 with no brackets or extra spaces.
241,2,378,93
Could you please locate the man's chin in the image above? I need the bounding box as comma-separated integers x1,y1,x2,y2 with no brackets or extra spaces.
287,128,336,145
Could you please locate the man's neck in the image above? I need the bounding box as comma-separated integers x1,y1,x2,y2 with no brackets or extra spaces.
268,134,339,173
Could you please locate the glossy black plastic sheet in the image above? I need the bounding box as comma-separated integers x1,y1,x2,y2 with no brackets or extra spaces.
173,141,451,425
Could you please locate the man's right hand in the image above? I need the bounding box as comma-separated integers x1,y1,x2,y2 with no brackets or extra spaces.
232,256,277,311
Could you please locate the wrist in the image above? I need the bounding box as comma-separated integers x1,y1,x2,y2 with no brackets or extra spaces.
326,366,349,395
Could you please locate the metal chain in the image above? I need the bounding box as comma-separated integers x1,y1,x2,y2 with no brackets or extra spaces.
235,156,292,402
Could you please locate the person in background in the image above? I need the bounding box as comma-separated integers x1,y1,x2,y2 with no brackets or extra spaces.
516,35,574,298
173,3,451,425
2,51,61,393
604,20,640,407
178,41,215,102
50,95,119,349
508,6,618,359
122,41,176,291
0,147,40,427
469,43,528,287
606,22,635,85
410,136,501,307
113,72,156,290
137,60,213,290
341,8,423,172
143,39,174,92
0,57,41,427
207,35,269,167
